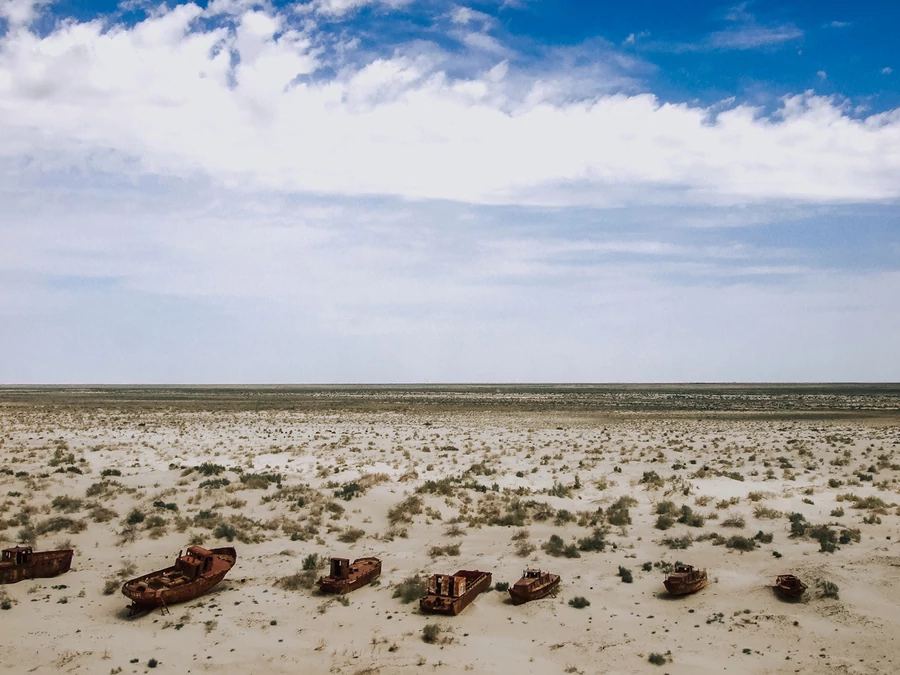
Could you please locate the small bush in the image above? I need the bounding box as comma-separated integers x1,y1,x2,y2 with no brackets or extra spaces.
606,496,637,526
725,536,756,552
428,543,461,557
640,471,664,488
239,472,282,489
388,495,423,525
393,576,425,604
199,478,230,490
275,569,318,591
577,528,607,552
721,515,746,528
213,522,238,541
752,530,773,544
618,566,633,583
195,463,226,476
494,582,509,592
51,496,83,513
337,527,365,543
678,506,704,528
661,535,693,549
753,504,783,520
542,534,565,556
568,596,590,609
515,539,536,557
422,623,441,643
35,517,86,535
655,514,675,530
648,653,666,666
817,579,839,599
655,501,676,515
788,513,808,537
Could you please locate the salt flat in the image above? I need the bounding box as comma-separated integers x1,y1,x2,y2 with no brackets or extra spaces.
0,386,898,674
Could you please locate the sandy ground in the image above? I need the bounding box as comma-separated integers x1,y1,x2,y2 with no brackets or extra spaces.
0,388,898,674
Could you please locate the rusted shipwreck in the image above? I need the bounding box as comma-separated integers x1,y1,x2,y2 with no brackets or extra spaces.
420,569,492,615
0,545,73,584
508,568,560,604
122,545,236,613
318,556,381,594
663,563,708,596
773,574,806,600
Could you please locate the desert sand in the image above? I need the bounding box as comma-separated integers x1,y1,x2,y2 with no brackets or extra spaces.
0,385,898,674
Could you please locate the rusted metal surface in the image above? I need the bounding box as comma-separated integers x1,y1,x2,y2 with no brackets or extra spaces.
122,545,236,613
508,568,560,605
663,563,708,596
0,545,73,584
420,569,491,615
773,574,806,600
318,556,381,594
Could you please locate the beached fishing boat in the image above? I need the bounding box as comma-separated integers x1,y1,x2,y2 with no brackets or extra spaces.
773,574,806,600
663,563,708,596
420,569,492,615
0,545,73,584
122,545,236,613
318,556,381,594
508,568,560,604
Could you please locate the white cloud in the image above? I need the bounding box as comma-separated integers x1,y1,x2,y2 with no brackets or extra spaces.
0,0,49,29
882,66,893,75
451,6,494,27
0,5,898,208
3,179,898,382
310,0,411,18
708,23,802,49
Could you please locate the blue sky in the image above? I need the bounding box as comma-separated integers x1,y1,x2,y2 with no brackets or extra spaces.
0,0,898,382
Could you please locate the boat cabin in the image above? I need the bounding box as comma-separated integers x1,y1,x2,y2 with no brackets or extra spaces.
176,546,214,579
1,546,33,566
427,574,467,598
329,558,350,579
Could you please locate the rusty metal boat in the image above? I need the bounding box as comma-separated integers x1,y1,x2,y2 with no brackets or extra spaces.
663,563,708,596
318,556,381,594
773,574,806,600
0,545,73,584
508,568,560,604
122,545,236,613
420,569,491,615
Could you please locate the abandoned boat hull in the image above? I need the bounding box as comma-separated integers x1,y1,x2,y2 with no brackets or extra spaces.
420,570,492,616
773,575,807,600
318,557,381,594
508,573,560,604
664,577,708,595
664,566,708,596
0,549,73,585
122,546,236,609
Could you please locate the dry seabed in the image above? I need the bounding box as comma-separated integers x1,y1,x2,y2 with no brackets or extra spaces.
0,387,898,674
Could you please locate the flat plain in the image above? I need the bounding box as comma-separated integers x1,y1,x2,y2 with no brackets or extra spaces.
0,385,898,674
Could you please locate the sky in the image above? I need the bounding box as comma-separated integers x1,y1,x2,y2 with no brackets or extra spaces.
0,0,898,383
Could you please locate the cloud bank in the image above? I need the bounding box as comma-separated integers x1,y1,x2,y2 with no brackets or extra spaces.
1,3,898,206
1,2,898,382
